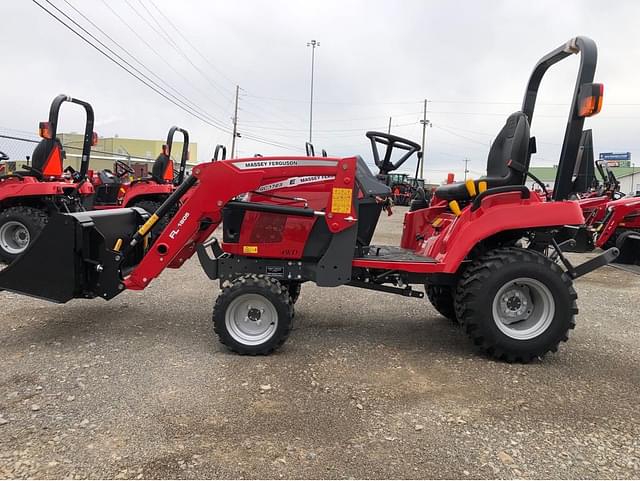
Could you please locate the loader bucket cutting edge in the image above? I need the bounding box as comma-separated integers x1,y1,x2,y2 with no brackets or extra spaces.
0,208,149,303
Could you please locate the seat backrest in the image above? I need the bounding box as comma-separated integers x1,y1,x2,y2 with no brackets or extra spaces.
150,153,173,184
98,169,118,185
31,138,65,178
485,111,531,185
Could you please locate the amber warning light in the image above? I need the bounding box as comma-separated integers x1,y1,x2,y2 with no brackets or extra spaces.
38,122,52,139
577,83,604,117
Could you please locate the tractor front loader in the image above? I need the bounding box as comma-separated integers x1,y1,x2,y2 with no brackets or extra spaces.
0,36,618,362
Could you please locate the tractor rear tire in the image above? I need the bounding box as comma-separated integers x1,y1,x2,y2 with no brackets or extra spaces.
0,206,48,263
454,247,577,363
426,284,457,322
213,274,293,355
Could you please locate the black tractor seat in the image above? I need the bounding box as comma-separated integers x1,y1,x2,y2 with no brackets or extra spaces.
435,112,531,201
14,138,66,180
150,152,172,184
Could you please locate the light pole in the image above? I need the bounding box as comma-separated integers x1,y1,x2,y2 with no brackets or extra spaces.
419,111,431,179
307,39,320,143
463,158,470,181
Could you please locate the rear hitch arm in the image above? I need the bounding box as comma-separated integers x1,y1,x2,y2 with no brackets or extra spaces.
551,238,619,279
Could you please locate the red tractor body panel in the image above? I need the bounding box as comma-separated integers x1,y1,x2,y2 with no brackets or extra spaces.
121,157,587,288
124,156,358,290
0,176,94,203
578,194,610,225
595,196,640,247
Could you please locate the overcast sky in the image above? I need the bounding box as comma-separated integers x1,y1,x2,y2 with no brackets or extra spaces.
2,0,640,182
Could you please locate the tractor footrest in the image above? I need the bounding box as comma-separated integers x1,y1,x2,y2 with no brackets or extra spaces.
355,245,436,263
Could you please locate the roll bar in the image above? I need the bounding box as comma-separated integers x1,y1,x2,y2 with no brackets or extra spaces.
305,142,315,157
166,126,189,186
213,144,227,161
521,37,600,201
41,94,96,180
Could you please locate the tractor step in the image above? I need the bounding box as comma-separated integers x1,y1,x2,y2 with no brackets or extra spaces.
355,245,436,263
0,208,147,303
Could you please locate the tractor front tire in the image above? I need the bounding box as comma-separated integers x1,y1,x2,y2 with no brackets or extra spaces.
426,284,457,322
281,281,302,304
454,247,577,363
213,275,293,355
0,206,48,263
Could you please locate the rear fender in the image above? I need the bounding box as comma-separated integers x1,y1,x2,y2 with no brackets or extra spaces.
419,192,584,272
120,183,172,207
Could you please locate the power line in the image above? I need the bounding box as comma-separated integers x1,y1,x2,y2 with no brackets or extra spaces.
0,134,153,161
94,0,229,118
145,0,238,88
60,0,223,123
237,121,419,133
432,124,490,146
31,0,302,153
123,0,232,101
33,0,230,132
244,94,640,107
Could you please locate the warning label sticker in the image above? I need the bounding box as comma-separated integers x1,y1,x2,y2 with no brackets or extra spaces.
331,188,352,214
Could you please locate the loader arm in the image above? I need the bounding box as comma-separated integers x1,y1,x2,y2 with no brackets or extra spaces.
123,156,358,291
0,156,358,302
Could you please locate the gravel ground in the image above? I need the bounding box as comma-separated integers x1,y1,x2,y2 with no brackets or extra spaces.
0,207,638,479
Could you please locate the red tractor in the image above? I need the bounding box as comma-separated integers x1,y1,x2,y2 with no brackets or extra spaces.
0,95,96,263
557,131,639,260
89,126,190,235
0,36,618,362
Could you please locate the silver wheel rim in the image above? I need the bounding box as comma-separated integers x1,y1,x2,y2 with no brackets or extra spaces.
225,293,278,346
0,221,30,255
491,277,555,340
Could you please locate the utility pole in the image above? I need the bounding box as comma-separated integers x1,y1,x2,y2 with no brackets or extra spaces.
231,85,240,158
307,39,320,143
632,162,636,195
463,158,470,180
387,117,392,134
419,99,431,179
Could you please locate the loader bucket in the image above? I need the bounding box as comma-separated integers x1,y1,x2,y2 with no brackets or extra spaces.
614,230,640,269
0,208,148,303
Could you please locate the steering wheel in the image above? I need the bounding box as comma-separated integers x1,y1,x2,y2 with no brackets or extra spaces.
0,151,8,161
365,131,421,174
114,159,135,178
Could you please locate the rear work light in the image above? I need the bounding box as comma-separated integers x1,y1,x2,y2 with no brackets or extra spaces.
38,121,52,139
577,83,604,117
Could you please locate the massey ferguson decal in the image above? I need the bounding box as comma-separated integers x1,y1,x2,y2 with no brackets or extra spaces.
233,159,338,170
256,175,335,192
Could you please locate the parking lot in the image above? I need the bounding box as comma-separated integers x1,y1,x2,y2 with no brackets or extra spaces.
0,207,639,479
